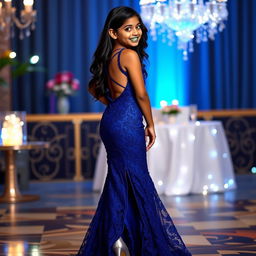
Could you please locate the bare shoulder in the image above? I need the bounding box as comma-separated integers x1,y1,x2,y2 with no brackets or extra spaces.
122,49,140,65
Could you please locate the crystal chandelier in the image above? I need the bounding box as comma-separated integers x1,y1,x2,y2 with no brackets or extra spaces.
0,0,36,40
140,0,228,60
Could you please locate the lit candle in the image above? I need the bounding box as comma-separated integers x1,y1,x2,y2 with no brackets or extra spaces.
9,51,16,59
160,100,168,108
172,99,179,106
1,114,23,146
23,0,33,12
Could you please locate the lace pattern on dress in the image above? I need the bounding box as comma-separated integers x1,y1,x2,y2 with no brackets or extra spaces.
153,189,190,254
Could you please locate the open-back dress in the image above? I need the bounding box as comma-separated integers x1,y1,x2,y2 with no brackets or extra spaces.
77,48,191,256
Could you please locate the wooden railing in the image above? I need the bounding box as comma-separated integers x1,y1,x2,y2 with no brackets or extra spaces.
25,109,256,180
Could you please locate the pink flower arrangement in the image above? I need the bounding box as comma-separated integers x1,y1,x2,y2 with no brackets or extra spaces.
161,104,181,115
46,71,80,96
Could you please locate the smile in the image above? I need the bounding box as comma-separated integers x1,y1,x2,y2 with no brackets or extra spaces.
130,37,140,42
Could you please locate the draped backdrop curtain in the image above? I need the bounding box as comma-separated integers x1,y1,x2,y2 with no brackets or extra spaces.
11,0,256,113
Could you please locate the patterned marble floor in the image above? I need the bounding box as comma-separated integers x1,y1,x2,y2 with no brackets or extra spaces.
0,175,255,256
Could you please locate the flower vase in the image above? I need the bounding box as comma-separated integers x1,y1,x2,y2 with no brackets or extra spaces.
57,96,70,114
168,115,177,124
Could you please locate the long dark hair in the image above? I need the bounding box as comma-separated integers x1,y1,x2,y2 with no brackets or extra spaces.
89,6,148,99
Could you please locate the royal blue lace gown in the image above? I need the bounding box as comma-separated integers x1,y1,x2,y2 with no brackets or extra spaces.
77,48,191,256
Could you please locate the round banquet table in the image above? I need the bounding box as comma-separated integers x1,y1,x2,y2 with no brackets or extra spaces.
93,121,236,196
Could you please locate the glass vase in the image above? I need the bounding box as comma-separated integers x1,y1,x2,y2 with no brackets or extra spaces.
57,96,70,114
168,115,177,124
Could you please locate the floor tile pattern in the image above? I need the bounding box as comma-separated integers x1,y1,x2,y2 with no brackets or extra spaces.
0,175,255,256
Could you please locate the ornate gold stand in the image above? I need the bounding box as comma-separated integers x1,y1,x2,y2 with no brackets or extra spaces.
73,119,83,181
0,142,49,203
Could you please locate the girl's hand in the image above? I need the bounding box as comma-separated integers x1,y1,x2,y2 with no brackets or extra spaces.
145,125,156,151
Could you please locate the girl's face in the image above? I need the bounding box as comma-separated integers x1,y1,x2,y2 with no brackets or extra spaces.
109,16,143,48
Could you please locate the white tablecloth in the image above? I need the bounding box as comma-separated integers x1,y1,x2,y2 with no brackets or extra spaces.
93,121,236,196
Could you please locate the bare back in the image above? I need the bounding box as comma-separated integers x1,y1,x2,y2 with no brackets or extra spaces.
107,48,128,100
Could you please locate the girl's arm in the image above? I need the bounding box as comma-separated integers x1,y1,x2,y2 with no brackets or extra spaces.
122,49,155,151
88,86,109,105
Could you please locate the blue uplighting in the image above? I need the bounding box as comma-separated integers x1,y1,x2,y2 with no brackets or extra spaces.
147,39,187,108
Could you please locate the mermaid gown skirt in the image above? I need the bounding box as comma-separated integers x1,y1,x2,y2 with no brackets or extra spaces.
77,49,191,256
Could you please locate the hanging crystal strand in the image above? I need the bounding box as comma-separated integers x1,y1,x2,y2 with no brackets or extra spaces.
188,40,194,52
196,28,202,43
167,29,175,46
218,21,225,32
25,28,31,37
161,24,169,43
177,39,188,60
150,23,157,41
19,30,24,40
202,25,208,42
177,39,183,50
159,24,166,42
208,29,215,40
11,25,15,39
31,22,36,30
154,1,164,23
183,49,188,61
162,36,166,43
